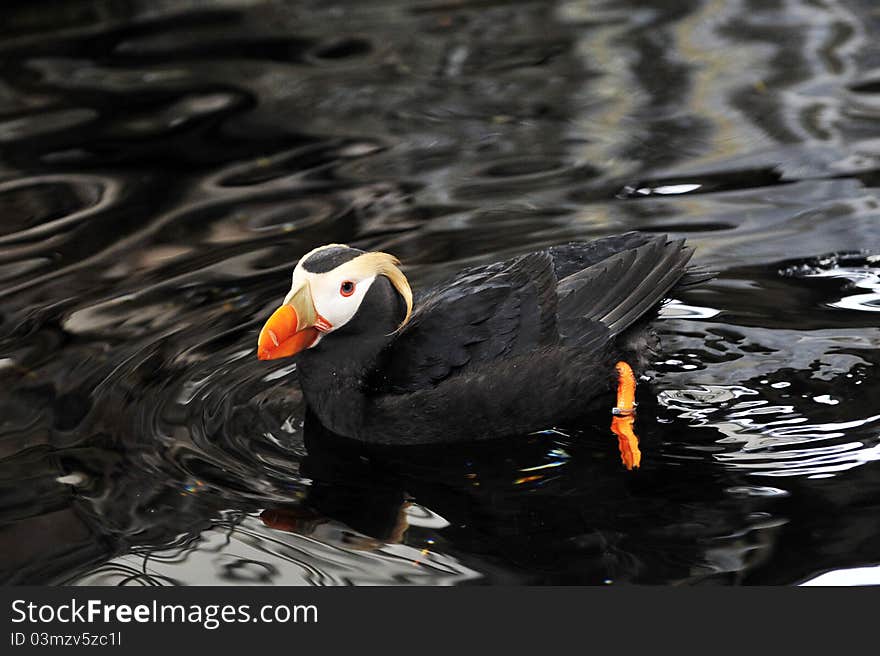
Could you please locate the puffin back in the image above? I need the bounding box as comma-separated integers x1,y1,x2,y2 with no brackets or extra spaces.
371,233,699,395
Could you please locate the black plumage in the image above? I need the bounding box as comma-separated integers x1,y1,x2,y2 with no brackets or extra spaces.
301,246,362,273
293,232,707,445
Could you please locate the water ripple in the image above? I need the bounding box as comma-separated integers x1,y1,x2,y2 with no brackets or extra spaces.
784,253,880,312
659,383,880,478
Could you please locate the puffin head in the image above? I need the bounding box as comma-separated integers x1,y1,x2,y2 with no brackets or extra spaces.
257,244,412,361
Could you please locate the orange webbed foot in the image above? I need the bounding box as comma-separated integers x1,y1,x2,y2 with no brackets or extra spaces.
611,361,641,470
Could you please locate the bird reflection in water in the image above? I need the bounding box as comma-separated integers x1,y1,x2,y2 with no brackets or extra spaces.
253,407,780,585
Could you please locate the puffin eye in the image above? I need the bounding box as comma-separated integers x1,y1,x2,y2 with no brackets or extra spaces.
340,280,356,297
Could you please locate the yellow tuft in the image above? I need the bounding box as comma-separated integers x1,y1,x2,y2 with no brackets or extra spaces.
355,251,413,330
299,245,413,331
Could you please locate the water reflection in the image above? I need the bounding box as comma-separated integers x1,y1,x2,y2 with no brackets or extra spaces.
788,253,880,312
50,417,802,585
1,0,879,585
659,381,880,477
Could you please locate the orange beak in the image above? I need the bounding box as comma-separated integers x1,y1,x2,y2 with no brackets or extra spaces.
257,283,321,361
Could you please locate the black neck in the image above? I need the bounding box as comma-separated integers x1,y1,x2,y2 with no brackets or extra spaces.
294,277,405,437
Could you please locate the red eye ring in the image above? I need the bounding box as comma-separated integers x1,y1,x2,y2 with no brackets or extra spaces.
340,280,356,297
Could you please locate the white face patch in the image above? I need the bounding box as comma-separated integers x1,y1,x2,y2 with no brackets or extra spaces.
287,261,377,334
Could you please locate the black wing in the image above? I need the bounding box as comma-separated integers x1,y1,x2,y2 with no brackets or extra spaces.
373,251,560,392
555,235,695,340
373,233,697,393
547,232,660,278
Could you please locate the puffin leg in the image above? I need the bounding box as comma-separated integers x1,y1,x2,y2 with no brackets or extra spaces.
611,361,641,470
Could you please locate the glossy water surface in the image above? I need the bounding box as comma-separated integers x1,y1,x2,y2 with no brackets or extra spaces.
1,0,879,585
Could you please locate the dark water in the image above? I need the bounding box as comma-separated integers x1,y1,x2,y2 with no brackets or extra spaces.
1,0,879,586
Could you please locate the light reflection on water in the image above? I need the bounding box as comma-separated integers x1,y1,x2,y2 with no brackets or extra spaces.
795,256,880,313
801,564,880,586
659,384,880,477
69,515,482,586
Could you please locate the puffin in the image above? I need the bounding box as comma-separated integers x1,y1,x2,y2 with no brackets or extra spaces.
257,232,708,469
